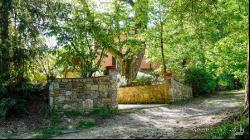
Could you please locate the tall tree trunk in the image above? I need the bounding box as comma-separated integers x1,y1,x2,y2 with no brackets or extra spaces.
243,46,249,116
130,47,145,80
160,21,166,73
0,0,11,79
0,2,2,76
119,58,132,80
118,47,145,84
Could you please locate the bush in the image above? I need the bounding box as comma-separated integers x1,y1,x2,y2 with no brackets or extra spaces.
0,78,33,119
131,77,153,86
76,120,96,130
216,73,243,91
89,107,119,119
35,124,66,139
130,76,162,87
0,98,28,119
184,67,217,96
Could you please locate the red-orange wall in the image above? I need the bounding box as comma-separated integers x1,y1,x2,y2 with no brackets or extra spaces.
101,53,159,70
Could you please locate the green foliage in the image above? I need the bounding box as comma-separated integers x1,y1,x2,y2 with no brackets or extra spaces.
0,98,27,119
0,80,32,119
76,120,96,130
35,109,97,138
35,124,66,139
0,99,14,119
89,107,119,119
147,0,248,88
0,0,70,118
130,76,160,86
54,3,104,77
0,0,248,123
184,67,217,96
27,46,63,84
202,115,249,139
217,73,243,91
63,110,83,118
44,109,85,125
131,77,153,86
46,111,61,125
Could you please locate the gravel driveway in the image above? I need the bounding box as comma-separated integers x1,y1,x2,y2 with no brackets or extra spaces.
54,91,244,139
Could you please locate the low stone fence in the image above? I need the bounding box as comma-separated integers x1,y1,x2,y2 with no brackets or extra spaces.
118,79,192,104
49,76,117,111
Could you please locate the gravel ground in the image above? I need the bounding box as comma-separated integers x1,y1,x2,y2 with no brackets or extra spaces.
53,91,244,139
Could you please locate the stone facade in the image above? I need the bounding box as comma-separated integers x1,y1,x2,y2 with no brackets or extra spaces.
170,79,193,101
49,76,118,111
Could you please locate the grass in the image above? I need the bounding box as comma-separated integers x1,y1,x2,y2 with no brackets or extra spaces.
76,120,96,130
33,107,119,139
201,115,249,139
35,120,96,139
34,124,66,139
63,110,83,117
89,107,119,119
34,110,80,139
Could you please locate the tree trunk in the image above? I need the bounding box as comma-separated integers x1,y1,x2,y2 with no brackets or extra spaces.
0,0,11,79
119,58,132,80
243,47,249,116
118,48,145,84
0,0,2,75
160,21,166,73
130,48,145,80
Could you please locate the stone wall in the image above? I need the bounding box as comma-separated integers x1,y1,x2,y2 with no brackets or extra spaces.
49,76,117,111
170,79,193,101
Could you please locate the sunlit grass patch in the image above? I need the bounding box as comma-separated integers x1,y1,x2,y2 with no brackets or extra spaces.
76,120,96,130
34,124,66,139
89,107,120,119
201,115,249,139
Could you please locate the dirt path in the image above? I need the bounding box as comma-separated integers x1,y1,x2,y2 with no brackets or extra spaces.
54,91,244,139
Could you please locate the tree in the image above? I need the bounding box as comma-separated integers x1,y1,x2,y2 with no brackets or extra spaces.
0,0,12,80
110,0,149,82
148,0,168,73
0,0,71,82
27,38,62,83
54,1,105,78
0,0,71,118
244,46,249,116
147,0,248,83
73,0,150,83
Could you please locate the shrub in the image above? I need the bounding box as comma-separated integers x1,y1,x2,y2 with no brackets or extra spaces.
0,78,32,119
35,124,66,139
76,120,96,130
130,76,162,86
64,110,83,118
184,67,217,96
0,98,27,119
89,107,119,119
216,73,243,91
131,76,153,86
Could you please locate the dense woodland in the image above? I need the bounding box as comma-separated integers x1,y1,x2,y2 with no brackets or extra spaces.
0,0,248,122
